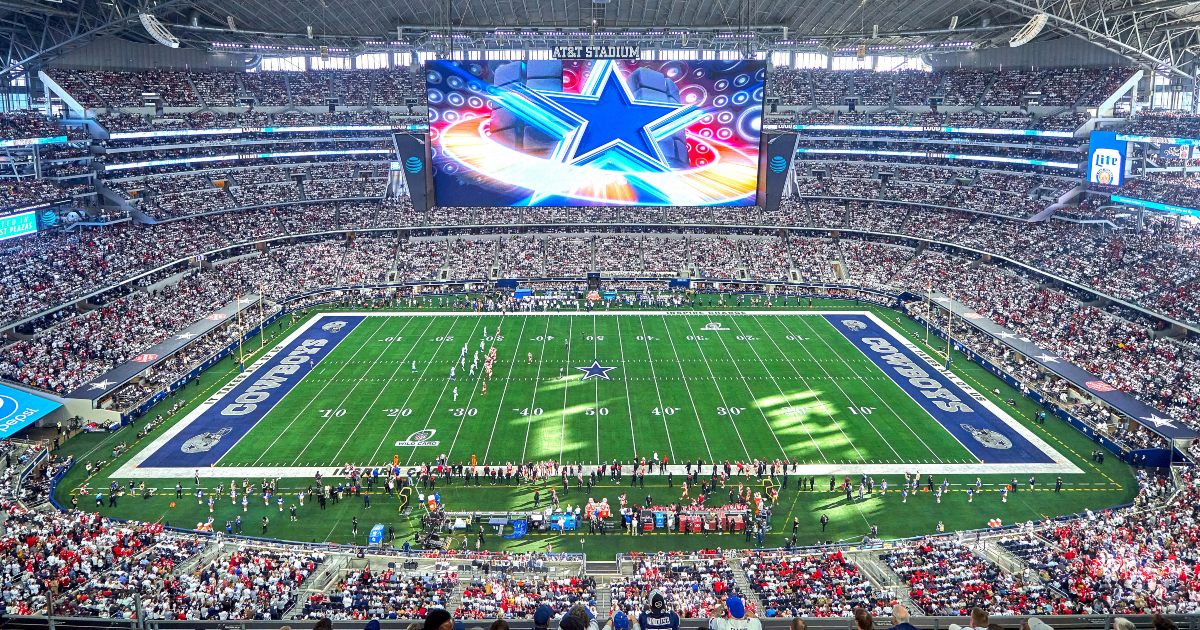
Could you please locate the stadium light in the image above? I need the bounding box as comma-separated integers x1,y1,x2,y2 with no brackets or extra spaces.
1009,13,1048,47
139,13,180,48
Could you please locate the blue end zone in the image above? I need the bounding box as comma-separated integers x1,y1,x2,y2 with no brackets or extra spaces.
142,316,365,468
824,314,1052,464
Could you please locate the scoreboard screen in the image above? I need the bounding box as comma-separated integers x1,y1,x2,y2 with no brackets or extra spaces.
427,58,764,207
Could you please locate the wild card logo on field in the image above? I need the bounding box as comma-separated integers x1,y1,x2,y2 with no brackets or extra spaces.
701,322,730,331
395,429,439,447
1089,148,1122,185
322,320,348,333
1085,380,1116,393
961,424,1012,449
181,427,231,453
841,319,868,332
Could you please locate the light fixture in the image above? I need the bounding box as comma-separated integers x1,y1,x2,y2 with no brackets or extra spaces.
1009,13,1047,47
139,13,179,48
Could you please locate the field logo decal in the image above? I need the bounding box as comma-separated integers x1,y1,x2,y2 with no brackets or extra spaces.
396,429,439,447
181,427,232,453
824,313,1054,464
960,424,1012,450
322,320,348,333
840,319,867,331
701,322,729,331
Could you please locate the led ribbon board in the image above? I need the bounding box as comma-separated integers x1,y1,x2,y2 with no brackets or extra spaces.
428,58,764,207
0,211,39,241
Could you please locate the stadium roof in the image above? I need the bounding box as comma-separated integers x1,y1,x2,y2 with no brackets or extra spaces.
2,0,1200,75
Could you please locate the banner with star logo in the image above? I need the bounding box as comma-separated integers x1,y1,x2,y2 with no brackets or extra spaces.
427,58,764,207
68,295,264,402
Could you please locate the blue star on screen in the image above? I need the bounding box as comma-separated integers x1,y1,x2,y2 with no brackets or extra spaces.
542,64,683,169
575,361,618,381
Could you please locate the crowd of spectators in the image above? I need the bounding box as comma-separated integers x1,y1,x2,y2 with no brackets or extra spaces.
767,66,1131,108
456,572,596,619
880,537,1054,616
0,110,67,140
609,554,743,619
49,67,424,110
301,567,457,620
740,550,895,617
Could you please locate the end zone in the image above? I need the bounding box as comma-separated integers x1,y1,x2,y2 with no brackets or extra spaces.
112,314,366,478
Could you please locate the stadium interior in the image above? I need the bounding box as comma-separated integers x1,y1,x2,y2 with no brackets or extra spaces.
3,0,1200,629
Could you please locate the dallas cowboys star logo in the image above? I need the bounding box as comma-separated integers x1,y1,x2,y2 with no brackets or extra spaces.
88,379,116,390
575,361,618,381
1140,413,1177,429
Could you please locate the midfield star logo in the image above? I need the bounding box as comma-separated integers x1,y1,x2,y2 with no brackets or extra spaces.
575,361,618,380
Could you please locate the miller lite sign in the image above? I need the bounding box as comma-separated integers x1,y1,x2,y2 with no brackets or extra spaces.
1089,148,1122,185
1086,131,1126,187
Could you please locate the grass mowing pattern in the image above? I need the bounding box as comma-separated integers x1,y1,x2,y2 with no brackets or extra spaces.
217,312,981,469
51,302,1135,552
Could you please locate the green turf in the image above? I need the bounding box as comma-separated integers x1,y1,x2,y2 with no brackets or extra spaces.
219,312,978,468
51,298,1138,556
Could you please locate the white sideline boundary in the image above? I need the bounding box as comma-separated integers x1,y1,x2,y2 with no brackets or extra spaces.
112,310,1080,479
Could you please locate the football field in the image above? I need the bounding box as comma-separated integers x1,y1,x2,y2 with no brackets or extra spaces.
117,309,1073,479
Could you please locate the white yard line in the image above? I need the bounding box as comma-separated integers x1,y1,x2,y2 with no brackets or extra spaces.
516,318,555,464
401,316,484,467
592,314,602,463
724,316,830,464
358,317,442,464
648,315,712,462
774,315,908,462
482,317,547,465
554,317,575,464
703,315,791,460
290,317,432,465
743,315,868,463
790,314,945,462
251,317,395,466
445,315,524,463
324,317,433,465
666,315,753,461
614,316,644,460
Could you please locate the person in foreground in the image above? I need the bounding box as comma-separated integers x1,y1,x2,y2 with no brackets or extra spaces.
888,604,919,630
709,596,761,630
